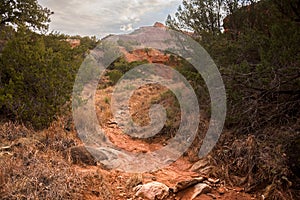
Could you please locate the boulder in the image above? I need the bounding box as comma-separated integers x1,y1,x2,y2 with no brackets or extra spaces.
66,146,97,166
135,181,169,200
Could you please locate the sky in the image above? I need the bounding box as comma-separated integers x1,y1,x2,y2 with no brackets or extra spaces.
38,0,182,38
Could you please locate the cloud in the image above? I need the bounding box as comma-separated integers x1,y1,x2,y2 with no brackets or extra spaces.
120,23,133,32
38,0,181,37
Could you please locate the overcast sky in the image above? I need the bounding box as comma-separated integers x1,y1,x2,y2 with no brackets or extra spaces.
38,0,182,38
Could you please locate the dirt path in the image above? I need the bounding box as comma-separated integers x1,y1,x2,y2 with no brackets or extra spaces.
70,83,257,200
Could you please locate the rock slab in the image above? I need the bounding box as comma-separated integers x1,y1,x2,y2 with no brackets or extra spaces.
190,183,212,200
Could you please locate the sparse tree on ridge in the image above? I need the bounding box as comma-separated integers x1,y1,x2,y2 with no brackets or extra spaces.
166,0,259,35
0,0,52,31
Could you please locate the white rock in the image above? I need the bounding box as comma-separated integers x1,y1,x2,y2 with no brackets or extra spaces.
135,181,169,200
190,183,212,200
208,178,220,184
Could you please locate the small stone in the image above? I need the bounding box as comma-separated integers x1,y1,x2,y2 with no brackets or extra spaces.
203,180,213,186
172,177,205,193
107,120,118,125
217,187,226,194
108,124,117,128
119,193,126,197
0,146,11,150
233,187,244,192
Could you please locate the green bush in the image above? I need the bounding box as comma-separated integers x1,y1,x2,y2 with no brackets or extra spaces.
106,70,123,85
0,29,91,129
108,57,148,74
105,57,149,85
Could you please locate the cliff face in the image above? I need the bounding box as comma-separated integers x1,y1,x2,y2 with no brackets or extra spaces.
122,48,170,64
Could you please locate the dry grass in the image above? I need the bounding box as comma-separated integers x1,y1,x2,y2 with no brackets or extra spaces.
210,126,300,200
0,120,113,200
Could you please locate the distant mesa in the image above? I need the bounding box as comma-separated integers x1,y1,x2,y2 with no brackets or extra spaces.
153,22,165,28
65,38,81,48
